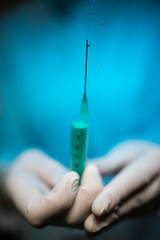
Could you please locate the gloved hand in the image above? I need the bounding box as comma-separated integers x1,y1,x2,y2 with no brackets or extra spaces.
84,140,160,233
5,149,103,228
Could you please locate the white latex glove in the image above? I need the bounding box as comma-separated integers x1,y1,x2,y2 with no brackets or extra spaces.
84,140,160,233
5,149,103,228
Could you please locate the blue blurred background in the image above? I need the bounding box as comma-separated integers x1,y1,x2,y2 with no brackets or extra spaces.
0,0,160,239
0,0,160,167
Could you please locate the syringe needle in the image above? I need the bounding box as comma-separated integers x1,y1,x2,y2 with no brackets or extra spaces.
84,0,95,100
84,39,90,99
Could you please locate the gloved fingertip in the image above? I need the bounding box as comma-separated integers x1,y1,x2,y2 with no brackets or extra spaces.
81,164,102,187
85,214,113,234
51,171,79,197
85,164,99,175
84,215,100,233
68,171,79,193
71,178,79,193
92,198,109,216
91,192,113,217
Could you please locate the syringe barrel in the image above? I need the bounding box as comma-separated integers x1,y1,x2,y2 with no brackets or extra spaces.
71,120,89,183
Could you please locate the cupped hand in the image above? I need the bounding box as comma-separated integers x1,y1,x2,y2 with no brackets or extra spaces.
84,140,160,233
5,149,103,228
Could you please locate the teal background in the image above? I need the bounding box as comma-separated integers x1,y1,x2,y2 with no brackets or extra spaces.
0,0,160,167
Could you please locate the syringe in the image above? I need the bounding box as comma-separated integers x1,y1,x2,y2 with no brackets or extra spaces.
70,90,89,184
70,1,94,183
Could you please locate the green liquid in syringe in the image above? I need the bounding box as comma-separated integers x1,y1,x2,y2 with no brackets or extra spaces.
71,119,89,183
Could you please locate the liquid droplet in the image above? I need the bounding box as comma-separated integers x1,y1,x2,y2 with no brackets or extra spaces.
100,21,104,28
89,11,92,17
